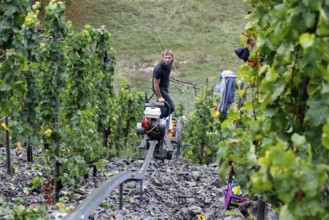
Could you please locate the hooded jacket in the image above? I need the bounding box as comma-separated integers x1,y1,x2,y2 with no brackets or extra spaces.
214,70,237,114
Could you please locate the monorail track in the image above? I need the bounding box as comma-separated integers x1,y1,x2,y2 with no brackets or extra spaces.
63,140,157,220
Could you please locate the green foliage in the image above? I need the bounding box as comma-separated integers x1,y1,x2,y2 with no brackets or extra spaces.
38,0,69,125
36,0,70,202
29,176,45,190
216,0,329,218
11,5,42,146
0,0,30,115
64,27,94,119
60,25,108,184
0,196,48,220
108,78,145,155
87,24,116,134
99,201,115,209
12,197,25,205
1,0,148,204
0,154,4,163
183,88,221,164
173,103,185,117
13,205,48,220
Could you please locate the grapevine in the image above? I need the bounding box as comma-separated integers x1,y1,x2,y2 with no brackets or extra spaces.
0,0,30,173
108,78,145,155
20,2,42,162
217,0,329,218
23,0,142,202
38,0,69,203
183,85,221,164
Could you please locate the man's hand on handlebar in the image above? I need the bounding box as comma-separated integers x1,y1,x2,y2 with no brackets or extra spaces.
158,97,165,102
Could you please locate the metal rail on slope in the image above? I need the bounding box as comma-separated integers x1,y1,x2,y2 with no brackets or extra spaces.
63,140,156,220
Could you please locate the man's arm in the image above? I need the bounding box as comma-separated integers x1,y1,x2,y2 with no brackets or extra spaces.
153,78,164,102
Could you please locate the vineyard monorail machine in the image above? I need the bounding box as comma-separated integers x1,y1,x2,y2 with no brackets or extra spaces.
63,101,183,220
136,101,182,160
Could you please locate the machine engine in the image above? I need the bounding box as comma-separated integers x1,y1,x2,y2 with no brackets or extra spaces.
136,102,166,139
136,102,173,160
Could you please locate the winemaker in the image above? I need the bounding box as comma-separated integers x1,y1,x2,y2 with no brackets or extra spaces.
152,49,175,118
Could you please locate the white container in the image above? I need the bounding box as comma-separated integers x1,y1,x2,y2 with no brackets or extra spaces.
144,107,161,118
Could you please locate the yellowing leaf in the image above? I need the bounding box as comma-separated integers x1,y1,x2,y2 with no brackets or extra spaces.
16,141,22,149
279,205,294,220
1,122,9,131
299,33,315,48
322,120,329,150
197,214,206,220
45,129,52,137
239,33,249,46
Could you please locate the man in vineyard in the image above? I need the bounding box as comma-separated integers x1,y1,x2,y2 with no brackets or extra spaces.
152,49,175,118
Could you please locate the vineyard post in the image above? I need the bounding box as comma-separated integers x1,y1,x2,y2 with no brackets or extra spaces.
26,58,34,163
124,100,132,145
24,2,41,162
5,116,11,173
26,82,33,162
198,79,210,164
102,128,110,148
54,60,61,203
26,76,33,162
257,199,265,220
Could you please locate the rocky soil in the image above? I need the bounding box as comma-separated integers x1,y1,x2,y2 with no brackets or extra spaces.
0,147,246,220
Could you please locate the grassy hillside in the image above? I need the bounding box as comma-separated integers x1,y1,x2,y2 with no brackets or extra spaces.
65,0,250,115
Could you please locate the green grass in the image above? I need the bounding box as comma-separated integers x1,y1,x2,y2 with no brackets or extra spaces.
66,0,250,115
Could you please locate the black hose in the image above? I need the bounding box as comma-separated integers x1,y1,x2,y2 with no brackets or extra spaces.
163,100,171,118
